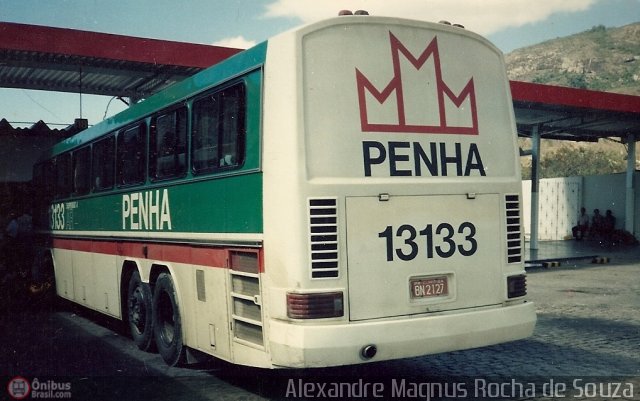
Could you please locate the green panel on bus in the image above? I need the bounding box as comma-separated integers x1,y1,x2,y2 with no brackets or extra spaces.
53,173,262,234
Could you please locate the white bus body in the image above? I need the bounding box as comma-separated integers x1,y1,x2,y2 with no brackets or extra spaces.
260,16,535,368
40,15,535,370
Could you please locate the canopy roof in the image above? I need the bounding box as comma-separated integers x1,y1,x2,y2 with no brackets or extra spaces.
511,81,640,142
0,22,240,99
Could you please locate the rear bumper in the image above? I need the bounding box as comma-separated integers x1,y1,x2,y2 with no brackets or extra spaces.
268,301,536,368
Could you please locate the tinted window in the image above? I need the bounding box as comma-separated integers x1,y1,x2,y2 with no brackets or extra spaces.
72,146,91,195
92,136,115,191
150,107,187,180
55,153,72,199
117,124,146,186
192,84,245,174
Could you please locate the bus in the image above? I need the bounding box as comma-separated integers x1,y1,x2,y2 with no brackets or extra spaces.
33,13,536,369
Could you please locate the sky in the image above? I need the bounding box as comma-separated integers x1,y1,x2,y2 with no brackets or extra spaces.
0,0,639,127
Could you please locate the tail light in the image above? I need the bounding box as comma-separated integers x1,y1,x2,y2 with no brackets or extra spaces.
507,275,527,298
287,292,344,319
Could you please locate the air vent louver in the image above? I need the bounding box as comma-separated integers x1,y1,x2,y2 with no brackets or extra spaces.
505,194,523,263
308,198,339,279
229,251,263,347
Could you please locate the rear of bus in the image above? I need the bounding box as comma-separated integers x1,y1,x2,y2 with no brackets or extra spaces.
261,16,536,368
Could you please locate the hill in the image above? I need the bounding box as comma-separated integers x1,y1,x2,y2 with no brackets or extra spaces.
506,22,640,95
506,22,640,178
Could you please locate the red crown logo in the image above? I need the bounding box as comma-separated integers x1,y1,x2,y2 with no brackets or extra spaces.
356,32,478,135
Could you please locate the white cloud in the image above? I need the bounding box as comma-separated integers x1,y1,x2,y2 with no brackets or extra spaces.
263,0,599,35
212,35,257,49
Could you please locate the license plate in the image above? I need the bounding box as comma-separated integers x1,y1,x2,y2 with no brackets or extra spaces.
409,276,448,299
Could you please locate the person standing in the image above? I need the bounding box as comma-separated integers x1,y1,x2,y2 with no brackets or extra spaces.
572,207,589,240
591,209,604,238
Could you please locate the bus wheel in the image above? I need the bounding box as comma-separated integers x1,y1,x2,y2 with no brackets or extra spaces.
153,272,185,366
127,271,154,351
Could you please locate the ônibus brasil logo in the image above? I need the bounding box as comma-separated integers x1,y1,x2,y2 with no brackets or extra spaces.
7,376,31,400
6,376,72,400
355,31,478,135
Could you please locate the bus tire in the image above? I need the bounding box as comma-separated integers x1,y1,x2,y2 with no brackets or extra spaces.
153,272,185,366
127,271,154,351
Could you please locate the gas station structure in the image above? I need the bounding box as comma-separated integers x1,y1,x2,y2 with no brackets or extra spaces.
1,21,640,248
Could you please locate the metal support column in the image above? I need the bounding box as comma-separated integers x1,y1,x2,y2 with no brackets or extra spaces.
530,125,541,250
626,133,636,235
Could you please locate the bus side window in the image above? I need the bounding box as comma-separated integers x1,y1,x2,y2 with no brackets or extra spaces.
117,123,146,186
72,146,91,196
219,86,245,168
92,136,115,191
192,96,219,172
54,153,72,199
192,83,245,175
150,107,187,180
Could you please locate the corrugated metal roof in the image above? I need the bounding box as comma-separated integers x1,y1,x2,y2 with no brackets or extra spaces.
0,22,240,99
0,49,202,98
0,118,84,139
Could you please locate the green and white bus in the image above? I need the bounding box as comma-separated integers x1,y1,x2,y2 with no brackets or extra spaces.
33,14,536,368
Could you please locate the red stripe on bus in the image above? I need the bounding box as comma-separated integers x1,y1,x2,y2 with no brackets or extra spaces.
51,237,262,271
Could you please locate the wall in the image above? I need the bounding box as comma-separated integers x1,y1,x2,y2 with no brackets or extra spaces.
522,176,582,240
523,172,639,240
583,173,627,231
